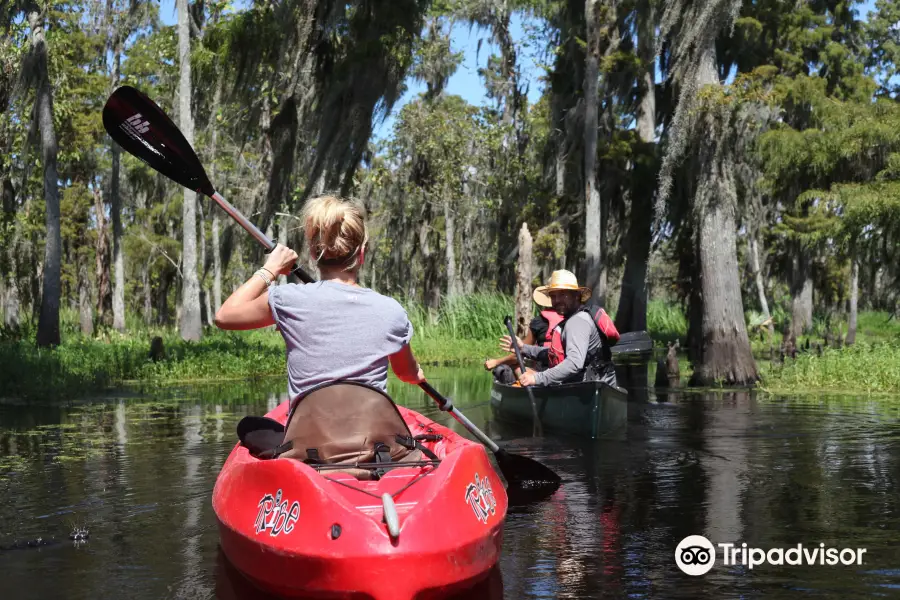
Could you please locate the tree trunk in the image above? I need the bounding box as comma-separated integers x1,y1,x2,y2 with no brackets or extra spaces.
492,8,522,294
31,11,61,347
78,258,93,335
108,11,126,332
462,210,476,295
142,260,152,325
689,47,758,386
616,6,654,332
515,223,533,339
867,243,878,310
4,276,19,327
692,198,758,385
790,246,813,337
748,232,774,338
616,193,651,332
199,201,212,326
444,197,458,298
556,143,566,198
212,210,222,311
2,178,16,325
94,186,112,325
178,0,202,341
684,234,703,363
636,20,655,144
210,80,223,313
157,269,173,326
30,234,41,321
583,0,604,303
4,232,19,327
418,200,440,309
110,138,125,331
846,249,858,346
261,96,299,233
495,10,519,130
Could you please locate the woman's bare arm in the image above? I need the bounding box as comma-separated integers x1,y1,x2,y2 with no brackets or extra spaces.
214,282,274,330
214,244,297,330
390,344,426,384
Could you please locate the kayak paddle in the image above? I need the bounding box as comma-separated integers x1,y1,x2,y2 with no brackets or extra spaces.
418,382,560,495
102,85,314,283
103,85,561,499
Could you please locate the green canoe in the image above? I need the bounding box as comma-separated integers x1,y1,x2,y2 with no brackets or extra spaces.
489,379,628,439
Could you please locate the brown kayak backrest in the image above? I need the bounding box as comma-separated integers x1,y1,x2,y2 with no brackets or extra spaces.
278,382,421,478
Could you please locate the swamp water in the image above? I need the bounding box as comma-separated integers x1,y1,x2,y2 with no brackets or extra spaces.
1,367,899,599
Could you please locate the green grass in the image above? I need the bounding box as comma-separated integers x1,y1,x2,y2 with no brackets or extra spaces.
403,293,511,341
646,300,688,344
744,311,900,356
3,299,898,400
759,342,900,395
855,311,900,342
0,295,512,400
0,327,287,400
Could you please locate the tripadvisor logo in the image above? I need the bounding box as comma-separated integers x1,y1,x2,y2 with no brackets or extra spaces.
675,535,716,576
675,535,868,576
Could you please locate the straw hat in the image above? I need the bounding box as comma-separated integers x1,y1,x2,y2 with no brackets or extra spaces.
532,270,592,308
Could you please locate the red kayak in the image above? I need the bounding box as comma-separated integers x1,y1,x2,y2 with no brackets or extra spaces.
213,382,508,600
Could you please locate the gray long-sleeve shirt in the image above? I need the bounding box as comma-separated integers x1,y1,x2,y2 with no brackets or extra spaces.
520,311,603,385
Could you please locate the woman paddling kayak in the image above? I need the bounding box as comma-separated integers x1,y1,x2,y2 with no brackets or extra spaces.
211,196,509,600
213,195,426,394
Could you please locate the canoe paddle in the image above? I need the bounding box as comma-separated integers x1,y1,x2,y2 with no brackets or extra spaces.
504,316,544,438
418,382,560,495
102,85,561,499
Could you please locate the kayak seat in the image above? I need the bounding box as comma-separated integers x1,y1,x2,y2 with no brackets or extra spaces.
279,381,437,480
236,416,289,459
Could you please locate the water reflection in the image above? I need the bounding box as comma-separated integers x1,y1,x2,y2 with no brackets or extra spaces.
1,371,899,599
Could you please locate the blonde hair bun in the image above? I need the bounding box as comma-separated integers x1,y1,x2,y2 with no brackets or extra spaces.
301,195,368,270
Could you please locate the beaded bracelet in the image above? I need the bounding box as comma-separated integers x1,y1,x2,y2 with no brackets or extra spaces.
254,269,273,287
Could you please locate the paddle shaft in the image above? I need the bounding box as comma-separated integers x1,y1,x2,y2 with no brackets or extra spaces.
503,316,543,434
210,192,314,283
418,382,500,452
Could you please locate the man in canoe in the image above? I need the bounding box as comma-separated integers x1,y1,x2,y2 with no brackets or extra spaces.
214,195,426,396
499,270,620,387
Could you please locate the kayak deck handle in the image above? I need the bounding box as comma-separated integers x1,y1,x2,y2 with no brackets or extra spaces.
382,493,400,540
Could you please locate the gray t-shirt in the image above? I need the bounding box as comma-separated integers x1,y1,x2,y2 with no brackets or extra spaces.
521,311,602,385
268,281,413,398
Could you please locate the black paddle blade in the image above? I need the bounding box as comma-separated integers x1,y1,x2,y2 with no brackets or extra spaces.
612,330,654,354
103,86,215,197
495,447,560,502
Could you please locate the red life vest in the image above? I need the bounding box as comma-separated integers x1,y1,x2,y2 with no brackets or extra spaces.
540,309,564,349
547,305,620,367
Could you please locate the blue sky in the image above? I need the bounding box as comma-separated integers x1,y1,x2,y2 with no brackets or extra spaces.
373,15,547,140
158,0,881,140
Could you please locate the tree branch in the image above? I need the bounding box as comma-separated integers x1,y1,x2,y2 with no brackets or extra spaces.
139,233,182,277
